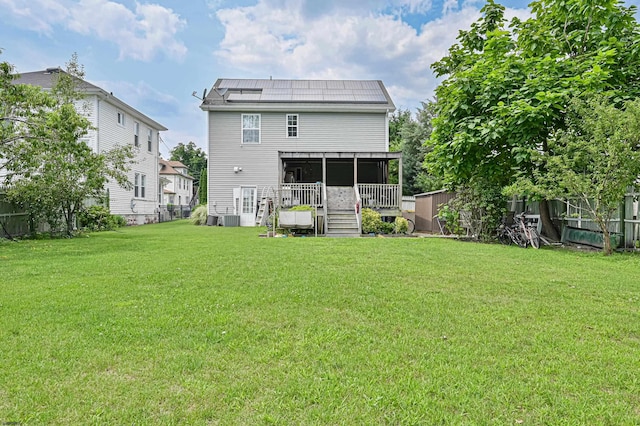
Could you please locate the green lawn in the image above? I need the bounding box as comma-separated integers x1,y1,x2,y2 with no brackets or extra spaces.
1,221,639,424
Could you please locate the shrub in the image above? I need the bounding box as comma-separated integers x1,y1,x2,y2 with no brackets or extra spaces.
394,216,409,233
361,208,382,234
111,215,127,228
190,205,208,225
289,204,315,218
379,220,395,234
78,205,124,231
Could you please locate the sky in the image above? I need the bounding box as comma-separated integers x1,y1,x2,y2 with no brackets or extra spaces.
2,0,640,157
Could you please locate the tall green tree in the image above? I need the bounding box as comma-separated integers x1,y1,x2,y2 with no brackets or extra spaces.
169,141,207,182
426,0,640,239
388,107,439,195
3,54,133,236
511,97,640,255
1,53,54,173
198,168,207,206
400,102,439,195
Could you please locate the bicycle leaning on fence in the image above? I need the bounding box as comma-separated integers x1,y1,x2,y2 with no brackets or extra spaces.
497,213,541,249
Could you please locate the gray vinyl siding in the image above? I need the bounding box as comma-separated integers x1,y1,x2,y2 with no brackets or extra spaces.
208,111,388,215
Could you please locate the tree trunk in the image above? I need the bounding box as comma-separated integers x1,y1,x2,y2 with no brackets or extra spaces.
602,228,612,255
539,199,560,241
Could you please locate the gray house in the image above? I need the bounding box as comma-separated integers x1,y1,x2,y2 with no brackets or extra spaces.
200,78,401,235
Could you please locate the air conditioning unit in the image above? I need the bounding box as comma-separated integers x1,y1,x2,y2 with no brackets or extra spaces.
222,215,240,227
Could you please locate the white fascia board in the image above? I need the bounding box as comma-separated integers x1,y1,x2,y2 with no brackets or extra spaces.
200,102,393,114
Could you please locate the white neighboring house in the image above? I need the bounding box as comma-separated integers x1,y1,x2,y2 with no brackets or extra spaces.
159,159,194,207
13,68,168,225
200,78,401,235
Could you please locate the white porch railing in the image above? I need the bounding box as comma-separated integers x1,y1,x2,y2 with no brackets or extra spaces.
358,184,401,210
277,183,323,208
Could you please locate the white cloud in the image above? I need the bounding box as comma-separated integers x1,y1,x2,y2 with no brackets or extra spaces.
0,0,70,34
0,0,187,62
214,0,531,111
94,79,181,117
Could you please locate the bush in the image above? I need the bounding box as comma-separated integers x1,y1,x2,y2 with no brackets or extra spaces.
394,216,408,233
361,208,382,234
78,205,124,231
379,220,394,234
111,215,127,228
289,204,315,218
190,205,208,225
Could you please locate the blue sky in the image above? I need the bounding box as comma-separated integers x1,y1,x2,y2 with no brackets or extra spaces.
1,0,639,157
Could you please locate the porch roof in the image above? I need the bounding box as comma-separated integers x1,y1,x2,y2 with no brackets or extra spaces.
279,151,402,160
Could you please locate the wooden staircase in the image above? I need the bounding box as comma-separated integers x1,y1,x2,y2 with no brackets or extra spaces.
326,210,360,237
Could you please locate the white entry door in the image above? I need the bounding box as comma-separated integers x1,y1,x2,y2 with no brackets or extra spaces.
239,186,257,226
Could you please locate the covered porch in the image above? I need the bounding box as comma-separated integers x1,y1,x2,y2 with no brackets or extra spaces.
271,151,402,236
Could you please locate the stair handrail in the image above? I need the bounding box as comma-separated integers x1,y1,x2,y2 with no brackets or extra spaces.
354,183,362,235
322,182,328,236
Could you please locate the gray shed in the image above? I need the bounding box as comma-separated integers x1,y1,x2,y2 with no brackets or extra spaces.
414,190,456,233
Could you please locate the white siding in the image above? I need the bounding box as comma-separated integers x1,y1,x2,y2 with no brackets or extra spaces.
96,98,161,218
208,111,388,216
161,173,192,206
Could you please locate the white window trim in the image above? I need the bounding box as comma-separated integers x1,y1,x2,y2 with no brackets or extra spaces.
134,172,146,199
241,113,261,144
286,113,298,138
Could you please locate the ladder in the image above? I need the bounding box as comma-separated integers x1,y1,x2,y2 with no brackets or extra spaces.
255,186,275,226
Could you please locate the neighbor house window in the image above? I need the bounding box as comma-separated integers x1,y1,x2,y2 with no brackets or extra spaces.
286,114,298,138
134,173,146,198
147,129,152,152
134,122,139,147
117,110,125,126
242,114,260,144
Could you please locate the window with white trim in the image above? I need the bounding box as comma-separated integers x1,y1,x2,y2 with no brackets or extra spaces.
286,114,298,138
134,173,146,198
147,128,152,152
242,114,260,144
117,110,125,127
134,122,139,147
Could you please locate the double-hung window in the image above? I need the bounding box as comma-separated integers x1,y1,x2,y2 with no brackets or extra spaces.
242,114,260,144
134,122,140,147
147,129,152,152
286,114,298,138
134,173,146,198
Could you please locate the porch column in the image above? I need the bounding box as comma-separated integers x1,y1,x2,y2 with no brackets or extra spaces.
398,157,403,209
353,158,358,186
278,154,283,185
322,156,327,185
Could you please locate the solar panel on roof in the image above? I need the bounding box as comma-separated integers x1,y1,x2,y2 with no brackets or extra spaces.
309,81,327,89
227,93,262,101
326,81,345,89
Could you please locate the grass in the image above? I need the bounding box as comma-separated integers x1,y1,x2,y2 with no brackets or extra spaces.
1,220,640,424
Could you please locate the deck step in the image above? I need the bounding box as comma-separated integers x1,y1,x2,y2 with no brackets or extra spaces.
326,209,360,236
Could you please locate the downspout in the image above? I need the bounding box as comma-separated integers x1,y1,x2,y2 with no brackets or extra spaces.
385,109,390,152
